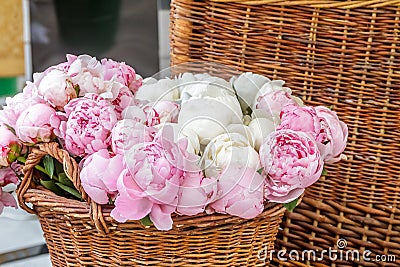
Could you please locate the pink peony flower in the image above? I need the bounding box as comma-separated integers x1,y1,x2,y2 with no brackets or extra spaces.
80,150,125,204
56,94,117,157
111,169,178,230
111,127,191,230
255,80,301,117
67,55,124,100
9,162,23,179
0,82,45,129
208,166,265,219
315,106,348,163
177,172,218,216
56,54,77,72
111,119,156,155
278,104,327,143
0,188,17,214
111,86,134,119
142,105,161,126
146,101,180,124
101,58,143,93
0,125,22,167
256,90,297,117
15,104,57,144
121,105,147,123
0,167,19,186
33,68,77,110
260,130,323,203
0,168,18,215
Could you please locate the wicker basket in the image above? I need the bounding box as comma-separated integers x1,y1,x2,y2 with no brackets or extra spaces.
16,142,286,266
170,0,400,266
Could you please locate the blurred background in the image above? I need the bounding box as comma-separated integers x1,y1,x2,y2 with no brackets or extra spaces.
0,0,170,265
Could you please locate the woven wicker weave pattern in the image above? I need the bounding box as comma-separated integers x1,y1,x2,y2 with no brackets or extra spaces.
208,0,400,8
276,198,400,267
171,0,400,207
170,0,400,266
17,143,286,266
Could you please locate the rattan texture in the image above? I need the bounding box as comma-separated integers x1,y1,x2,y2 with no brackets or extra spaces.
16,142,285,266
170,0,400,266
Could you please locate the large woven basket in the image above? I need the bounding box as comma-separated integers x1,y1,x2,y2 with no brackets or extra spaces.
170,0,400,266
16,142,285,266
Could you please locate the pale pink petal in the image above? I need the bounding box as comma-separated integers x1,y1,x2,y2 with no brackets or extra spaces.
149,204,173,231
81,183,109,204
113,193,153,221
0,191,17,208
226,198,263,219
266,187,304,204
110,207,128,223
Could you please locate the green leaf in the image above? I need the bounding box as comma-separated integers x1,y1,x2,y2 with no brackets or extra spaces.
322,168,328,176
17,156,26,164
7,143,21,164
257,168,264,175
283,198,299,212
140,215,153,227
54,160,64,176
74,85,80,96
58,173,74,188
41,180,63,195
56,183,82,200
43,155,54,179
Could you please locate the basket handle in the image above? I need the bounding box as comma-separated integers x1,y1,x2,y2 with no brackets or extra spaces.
16,142,109,235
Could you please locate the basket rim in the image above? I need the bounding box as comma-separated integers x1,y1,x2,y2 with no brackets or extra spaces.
206,0,400,8
23,186,285,231
17,142,288,233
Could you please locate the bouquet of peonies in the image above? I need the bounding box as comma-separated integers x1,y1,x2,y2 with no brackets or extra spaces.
0,55,348,231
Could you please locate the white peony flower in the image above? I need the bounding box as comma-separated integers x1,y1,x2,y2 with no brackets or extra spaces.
251,108,271,119
248,117,276,151
226,124,255,148
231,72,270,113
201,133,260,178
251,108,280,125
193,73,232,90
177,95,243,145
154,122,201,155
178,73,234,100
135,77,180,101
34,69,77,109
